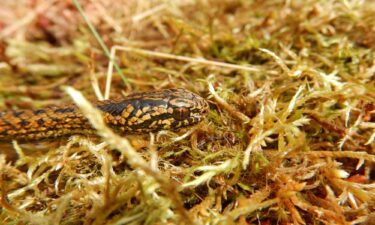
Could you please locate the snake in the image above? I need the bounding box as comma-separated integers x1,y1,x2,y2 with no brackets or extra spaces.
0,88,209,141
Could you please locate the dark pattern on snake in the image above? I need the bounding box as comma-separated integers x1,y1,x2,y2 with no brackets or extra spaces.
0,88,209,141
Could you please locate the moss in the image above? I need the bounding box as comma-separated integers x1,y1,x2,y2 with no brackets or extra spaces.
0,0,374,224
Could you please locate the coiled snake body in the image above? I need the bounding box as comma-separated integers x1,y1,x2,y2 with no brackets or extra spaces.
0,88,209,141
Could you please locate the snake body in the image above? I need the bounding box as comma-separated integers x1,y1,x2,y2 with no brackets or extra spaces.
0,88,208,141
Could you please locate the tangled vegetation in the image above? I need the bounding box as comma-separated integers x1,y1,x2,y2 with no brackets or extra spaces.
0,0,374,224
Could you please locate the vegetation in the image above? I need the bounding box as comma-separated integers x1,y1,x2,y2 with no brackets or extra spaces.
0,0,374,224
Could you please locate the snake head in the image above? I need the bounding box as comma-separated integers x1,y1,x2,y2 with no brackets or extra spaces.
100,88,209,133
167,88,209,129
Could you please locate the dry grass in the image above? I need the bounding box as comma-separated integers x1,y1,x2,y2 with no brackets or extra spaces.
0,0,374,224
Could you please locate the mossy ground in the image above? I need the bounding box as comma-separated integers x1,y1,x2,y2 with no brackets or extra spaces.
0,0,374,224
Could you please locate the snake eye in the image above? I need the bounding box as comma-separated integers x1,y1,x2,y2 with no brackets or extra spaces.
174,108,190,120
201,107,208,115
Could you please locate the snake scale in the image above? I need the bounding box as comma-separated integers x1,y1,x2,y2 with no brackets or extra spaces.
0,88,209,141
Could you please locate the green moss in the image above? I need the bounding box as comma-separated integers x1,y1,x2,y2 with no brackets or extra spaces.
0,0,374,224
